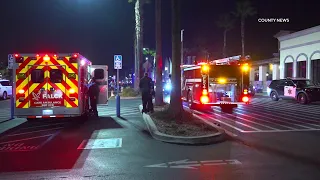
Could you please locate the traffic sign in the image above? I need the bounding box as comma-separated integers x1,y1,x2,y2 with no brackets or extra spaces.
8,54,14,69
114,55,122,69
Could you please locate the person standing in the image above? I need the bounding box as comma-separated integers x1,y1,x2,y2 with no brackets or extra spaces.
88,77,100,117
139,73,153,113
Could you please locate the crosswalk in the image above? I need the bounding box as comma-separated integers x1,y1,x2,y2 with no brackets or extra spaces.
0,108,10,123
192,98,320,134
97,105,140,117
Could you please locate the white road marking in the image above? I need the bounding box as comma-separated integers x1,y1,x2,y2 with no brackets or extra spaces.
7,127,63,137
19,122,67,130
145,159,242,169
242,129,320,133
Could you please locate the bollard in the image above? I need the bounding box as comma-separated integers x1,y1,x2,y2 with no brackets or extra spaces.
10,96,14,120
116,94,120,117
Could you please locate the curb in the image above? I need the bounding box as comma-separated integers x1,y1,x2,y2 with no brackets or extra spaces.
138,105,226,145
108,96,141,100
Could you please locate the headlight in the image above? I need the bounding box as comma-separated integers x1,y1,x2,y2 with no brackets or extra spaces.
165,83,172,91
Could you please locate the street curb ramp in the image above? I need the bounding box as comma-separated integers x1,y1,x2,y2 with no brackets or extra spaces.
138,105,226,145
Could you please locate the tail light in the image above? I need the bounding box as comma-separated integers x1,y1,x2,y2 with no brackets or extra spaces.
200,96,209,104
17,89,25,101
18,89,25,94
242,96,249,102
200,89,209,103
69,88,75,94
69,88,76,99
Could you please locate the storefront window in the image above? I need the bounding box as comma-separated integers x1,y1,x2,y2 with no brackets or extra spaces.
297,61,306,78
311,59,320,85
285,63,293,78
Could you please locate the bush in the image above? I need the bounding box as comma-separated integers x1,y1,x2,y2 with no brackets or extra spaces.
121,87,139,97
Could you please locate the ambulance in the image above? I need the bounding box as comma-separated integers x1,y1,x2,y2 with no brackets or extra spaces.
13,53,92,121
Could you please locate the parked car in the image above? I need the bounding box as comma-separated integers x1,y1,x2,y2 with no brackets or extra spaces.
267,77,320,104
0,80,12,100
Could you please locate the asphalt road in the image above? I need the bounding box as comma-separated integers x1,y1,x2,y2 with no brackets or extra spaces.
0,97,319,179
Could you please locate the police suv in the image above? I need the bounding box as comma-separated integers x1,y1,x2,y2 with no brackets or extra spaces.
267,78,320,104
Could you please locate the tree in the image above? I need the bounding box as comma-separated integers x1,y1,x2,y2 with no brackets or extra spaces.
128,0,150,91
216,13,235,58
233,0,256,56
155,0,164,106
168,0,183,120
143,48,156,57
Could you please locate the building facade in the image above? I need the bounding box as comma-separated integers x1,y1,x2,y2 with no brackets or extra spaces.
277,25,320,84
249,25,320,92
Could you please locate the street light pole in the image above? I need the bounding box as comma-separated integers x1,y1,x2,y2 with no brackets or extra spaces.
180,29,184,92
181,29,184,65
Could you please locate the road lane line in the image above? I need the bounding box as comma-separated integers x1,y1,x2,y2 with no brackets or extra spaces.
213,108,295,130
247,104,320,123
234,108,316,129
250,103,320,117
242,129,320,133
7,127,63,136
0,134,54,145
209,109,278,130
192,110,244,133
206,111,262,131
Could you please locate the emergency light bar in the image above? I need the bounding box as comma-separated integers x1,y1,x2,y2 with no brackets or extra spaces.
211,78,237,83
13,53,81,63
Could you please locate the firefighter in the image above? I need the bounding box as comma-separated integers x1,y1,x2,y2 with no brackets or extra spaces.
88,77,100,116
139,73,153,113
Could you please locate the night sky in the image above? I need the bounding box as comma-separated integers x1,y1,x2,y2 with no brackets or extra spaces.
1,0,319,76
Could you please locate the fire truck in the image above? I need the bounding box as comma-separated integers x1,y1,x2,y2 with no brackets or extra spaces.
13,53,94,121
181,56,251,111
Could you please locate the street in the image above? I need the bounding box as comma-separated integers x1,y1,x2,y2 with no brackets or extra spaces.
0,97,320,179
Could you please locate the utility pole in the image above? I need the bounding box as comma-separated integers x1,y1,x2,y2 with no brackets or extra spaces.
180,29,184,91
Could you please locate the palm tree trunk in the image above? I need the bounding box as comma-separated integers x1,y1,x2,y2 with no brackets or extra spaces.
134,0,144,91
223,29,227,58
133,0,140,91
168,0,183,121
241,17,245,57
155,0,164,105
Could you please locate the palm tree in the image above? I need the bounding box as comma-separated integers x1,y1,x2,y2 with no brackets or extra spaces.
233,0,256,57
155,0,164,106
216,13,235,58
128,0,150,91
168,0,183,120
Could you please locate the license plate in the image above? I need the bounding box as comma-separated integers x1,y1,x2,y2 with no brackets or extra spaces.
42,110,53,115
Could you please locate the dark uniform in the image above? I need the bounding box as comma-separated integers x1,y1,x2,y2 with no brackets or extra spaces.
140,73,154,113
88,78,100,116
